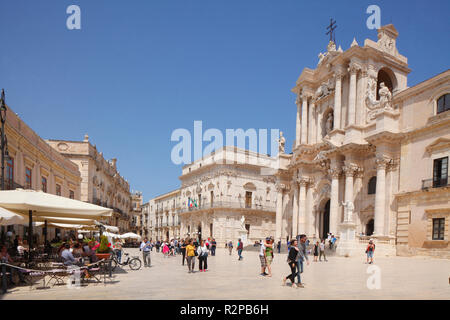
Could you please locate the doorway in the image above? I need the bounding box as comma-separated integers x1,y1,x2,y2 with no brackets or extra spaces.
321,200,330,239
197,225,202,241
366,219,374,236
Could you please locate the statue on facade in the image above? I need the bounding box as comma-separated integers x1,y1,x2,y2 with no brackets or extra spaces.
378,82,393,110
240,215,246,231
277,131,286,154
341,201,355,222
325,112,334,135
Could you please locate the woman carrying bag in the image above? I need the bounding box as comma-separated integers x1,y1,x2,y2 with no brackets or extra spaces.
282,239,300,288
197,240,209,272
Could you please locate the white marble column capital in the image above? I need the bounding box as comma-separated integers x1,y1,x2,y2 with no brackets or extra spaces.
375,157,390,170
348,62,361,75
328,168,341,179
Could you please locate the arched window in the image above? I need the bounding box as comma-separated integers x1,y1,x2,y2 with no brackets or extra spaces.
437,94,450,114
368,177,377,195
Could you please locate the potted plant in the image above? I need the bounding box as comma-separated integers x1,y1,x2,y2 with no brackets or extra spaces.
95,235,112,260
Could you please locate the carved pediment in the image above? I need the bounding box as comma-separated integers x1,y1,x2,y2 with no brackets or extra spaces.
243,182,257,191
361,204,375,213
425,138,450,154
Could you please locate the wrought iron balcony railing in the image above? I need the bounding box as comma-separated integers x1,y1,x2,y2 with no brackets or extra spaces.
178,201,275,214
421,177,450,190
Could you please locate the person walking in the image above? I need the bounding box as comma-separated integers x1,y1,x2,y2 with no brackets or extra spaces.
296,234,309,288
313,241,319,262
211,238,217,256
140,237,152,267
237,238,244,260
265,238,274,277
228,240,233,255
277,240,281,254
259,239,267,276
181,239,187,265
197,240,209,272
319,239,328,262
186,239,196,273
366,239,375,264
282,239,299,288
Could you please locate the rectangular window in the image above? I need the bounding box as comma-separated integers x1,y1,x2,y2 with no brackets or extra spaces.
6,157,14,190
55,184,61,196
41,177,47,193
432,218,445,240
433,157,448,188
245,191,252,208
25,167,32,189
69,190,74,199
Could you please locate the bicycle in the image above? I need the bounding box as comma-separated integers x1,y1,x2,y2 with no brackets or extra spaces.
110,251,142,271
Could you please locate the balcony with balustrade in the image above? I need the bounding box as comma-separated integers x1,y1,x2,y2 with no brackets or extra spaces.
178,201,276,215
421,176,450,190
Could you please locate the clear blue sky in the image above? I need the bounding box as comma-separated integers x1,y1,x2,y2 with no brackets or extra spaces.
1,0,449,201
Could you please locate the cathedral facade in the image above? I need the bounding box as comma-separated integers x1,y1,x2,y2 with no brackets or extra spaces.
275,24,450,257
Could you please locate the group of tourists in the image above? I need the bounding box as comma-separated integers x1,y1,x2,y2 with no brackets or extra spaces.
312,239,328,262
138,237,218,273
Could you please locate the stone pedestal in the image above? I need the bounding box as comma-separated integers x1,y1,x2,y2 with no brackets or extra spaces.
238,230,249,246
337,222,357,257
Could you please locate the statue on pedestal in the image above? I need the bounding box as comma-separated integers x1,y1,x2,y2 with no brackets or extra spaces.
341,201,355,222
379,82,392,110
277,131,286,154
240,215,246,231
325,112,334,135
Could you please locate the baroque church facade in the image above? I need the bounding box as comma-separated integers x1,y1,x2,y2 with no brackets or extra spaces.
274,24,450,257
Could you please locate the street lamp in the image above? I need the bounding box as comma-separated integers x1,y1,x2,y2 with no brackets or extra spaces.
0,89,10,191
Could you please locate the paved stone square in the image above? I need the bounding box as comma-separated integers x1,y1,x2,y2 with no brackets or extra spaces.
3,248,450,300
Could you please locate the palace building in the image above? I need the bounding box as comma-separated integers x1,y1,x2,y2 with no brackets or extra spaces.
47,136,134,233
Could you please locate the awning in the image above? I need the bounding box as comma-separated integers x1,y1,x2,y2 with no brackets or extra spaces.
120,232,141,240
0,189,113,219
0,207,26,226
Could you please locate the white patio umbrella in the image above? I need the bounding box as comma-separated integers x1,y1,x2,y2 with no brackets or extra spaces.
120,232,141,240
0,207,26,226
0,189,113,219
0,189,112,253
94,221,119,233
0,207,44,227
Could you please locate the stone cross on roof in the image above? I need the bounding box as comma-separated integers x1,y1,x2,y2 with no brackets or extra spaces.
326,18,337,43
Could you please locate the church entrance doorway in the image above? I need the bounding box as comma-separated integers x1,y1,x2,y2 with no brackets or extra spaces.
321,199,330,239
366,219,374,236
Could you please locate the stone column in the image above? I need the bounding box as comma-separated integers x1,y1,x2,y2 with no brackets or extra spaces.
328,168,341,235
291,179,299,237
374,157,388,236
315,209,320,239
308,100,315,144
343,164,357,222
297,178,308,234
306,179,315,237
333,69,343,130
275,183,284,241
348,63,359,126
317,110,323,142
301,95,308,144
295,96,301,147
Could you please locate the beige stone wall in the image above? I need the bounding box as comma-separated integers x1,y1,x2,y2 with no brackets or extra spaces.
47,137,133,232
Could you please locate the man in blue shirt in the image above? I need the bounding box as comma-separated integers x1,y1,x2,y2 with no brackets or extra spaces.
296,234,310,288
140,238,152,267
61,243,77,266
